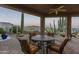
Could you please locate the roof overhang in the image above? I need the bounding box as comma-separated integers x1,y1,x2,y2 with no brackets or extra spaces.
1,4,79,17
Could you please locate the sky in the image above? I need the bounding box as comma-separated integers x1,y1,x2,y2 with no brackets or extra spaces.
0,7,79,28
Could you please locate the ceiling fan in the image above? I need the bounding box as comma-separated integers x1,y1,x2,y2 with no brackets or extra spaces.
48,6,67,15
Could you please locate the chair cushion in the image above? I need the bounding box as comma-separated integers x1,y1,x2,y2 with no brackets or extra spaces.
48,43,61,52
29,44,39,54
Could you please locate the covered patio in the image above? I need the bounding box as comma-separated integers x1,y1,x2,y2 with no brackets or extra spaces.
0,4,79,54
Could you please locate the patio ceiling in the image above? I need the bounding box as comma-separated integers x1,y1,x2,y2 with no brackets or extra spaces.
1,4,79,17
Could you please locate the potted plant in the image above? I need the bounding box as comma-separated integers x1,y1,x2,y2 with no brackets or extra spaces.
1,32,8,40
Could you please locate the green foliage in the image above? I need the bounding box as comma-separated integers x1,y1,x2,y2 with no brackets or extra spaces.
50,23,53,32
0,28,5,33
10,26,21,33
9,28,12,32
58,17,63,32
12,26,17,33
18,26,21,32
58,17,67,32
45,20,57,33
53,20,56,34
45,27,53,33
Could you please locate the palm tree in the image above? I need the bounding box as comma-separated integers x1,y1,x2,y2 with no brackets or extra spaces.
21,12,24,33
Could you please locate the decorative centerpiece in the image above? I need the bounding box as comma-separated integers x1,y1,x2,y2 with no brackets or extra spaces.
1,32,8,40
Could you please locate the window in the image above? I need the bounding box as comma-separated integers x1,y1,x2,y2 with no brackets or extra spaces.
45,17,67,37
0,7,21,25
72,17,79,34
45,17,59,33
24,13,40,33
0,7,21,33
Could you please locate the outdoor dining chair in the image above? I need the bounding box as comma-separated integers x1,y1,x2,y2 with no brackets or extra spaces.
29,32,37,41
18,39,40,54
47,32,54,37
47,37,69,54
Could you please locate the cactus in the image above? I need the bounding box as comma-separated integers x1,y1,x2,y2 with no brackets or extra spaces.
50,23,53,32
62,17,67,32
58,18,60,32
58,17,62,32
45,27,48,33
62,17,66,32
21,12,24,33
53,20,56,34
62,17,64,32
58,17,67,32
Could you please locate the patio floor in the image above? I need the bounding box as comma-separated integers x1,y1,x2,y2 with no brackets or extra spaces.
0,34,79,54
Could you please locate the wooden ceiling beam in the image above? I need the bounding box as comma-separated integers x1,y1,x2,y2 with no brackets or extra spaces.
0,4,45,17
45,12,79,17
1,4,79,17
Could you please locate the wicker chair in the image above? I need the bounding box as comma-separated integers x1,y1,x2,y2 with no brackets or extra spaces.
29,32,37,41
47,32,54,37
18,39,40,54
48,37,69,54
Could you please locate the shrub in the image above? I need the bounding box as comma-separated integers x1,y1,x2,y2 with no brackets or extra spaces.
10,26,21,33
0,28,5,33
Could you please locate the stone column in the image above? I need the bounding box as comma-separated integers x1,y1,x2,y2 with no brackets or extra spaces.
67,16,71,39
40,16,45,35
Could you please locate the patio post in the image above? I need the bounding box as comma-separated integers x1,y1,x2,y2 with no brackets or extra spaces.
67,15,71,39
40,16,45,35
40,16,46,54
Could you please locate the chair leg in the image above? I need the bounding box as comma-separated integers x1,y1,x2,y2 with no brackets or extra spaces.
46,47,48,54
59,51,63,54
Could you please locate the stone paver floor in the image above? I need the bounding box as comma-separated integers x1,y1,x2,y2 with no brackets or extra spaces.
0,34,79,54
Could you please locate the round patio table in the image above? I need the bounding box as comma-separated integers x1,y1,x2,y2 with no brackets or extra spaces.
32,35,55,54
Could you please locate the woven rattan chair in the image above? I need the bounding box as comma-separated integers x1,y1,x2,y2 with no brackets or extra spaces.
18,39,40,54
48,37,69,54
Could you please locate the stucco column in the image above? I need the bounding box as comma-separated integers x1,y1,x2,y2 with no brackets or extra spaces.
67,16,71,39
40,16,45,35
